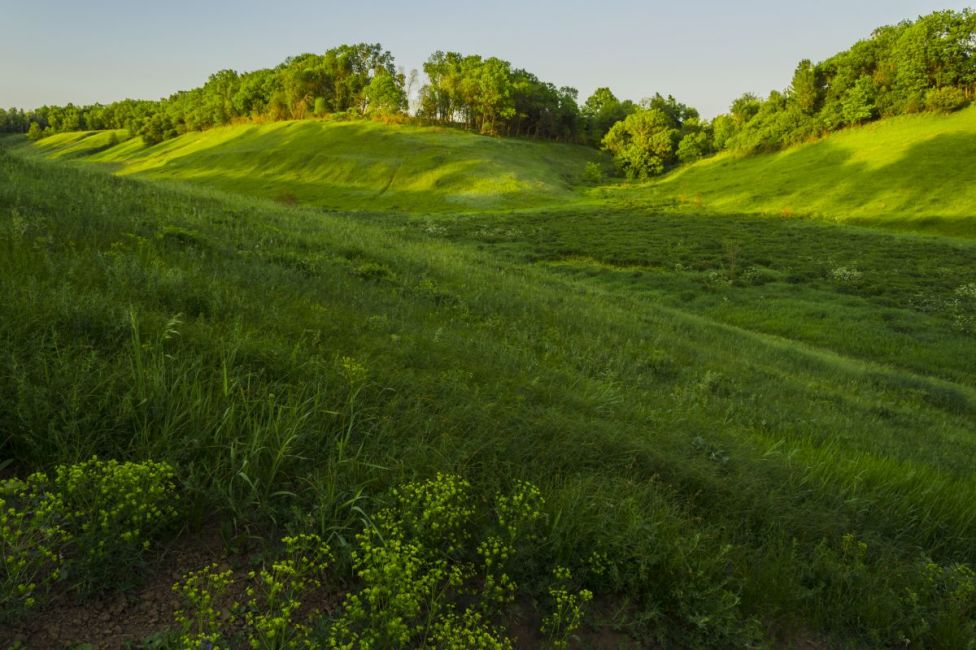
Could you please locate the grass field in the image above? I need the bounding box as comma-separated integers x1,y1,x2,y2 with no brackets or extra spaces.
4,115,976,647
28,120,605,213
609,108,976,238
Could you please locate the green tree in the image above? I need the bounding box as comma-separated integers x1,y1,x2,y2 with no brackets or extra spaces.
789,59,824,114
364,71,407,115
26,122,43,141
730,93,761,125
710,114,736,150
602,108,681,178
140,112,177,145
582,87,635,144
841,76,877,125
313,97,328,116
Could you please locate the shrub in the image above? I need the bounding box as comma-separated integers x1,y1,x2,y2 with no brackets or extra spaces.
0,458,178,621
169,476,582,648
830,265,863,285
924,87,969,113
26,122,43,141
581,161,605,184
172,563,235,649
172,534,333,649
51,457,179,589
0,476,69,621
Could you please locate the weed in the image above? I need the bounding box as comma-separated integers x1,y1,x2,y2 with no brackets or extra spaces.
541,566,593,649
0,458,177,620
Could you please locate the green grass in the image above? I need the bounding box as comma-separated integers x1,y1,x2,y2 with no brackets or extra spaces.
28,120,605,213
4,134,976,646
607,108,976,238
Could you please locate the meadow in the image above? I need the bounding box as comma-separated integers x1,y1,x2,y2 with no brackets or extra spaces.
2,116,976,648
616,109,976,239
28,120,604,213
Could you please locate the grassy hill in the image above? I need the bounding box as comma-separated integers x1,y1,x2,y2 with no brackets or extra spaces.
26,109,976,238
612,108,976,237
28,119,604,213
4,130,976,646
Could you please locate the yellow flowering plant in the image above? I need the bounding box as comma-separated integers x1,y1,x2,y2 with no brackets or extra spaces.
0,457,178,621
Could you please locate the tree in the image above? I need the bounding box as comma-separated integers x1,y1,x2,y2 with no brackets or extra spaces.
676,132,710,163
418,50,580,140
789,60,824,114
582,87,635,144
26,122,43,141
730,93,761,125
841,76,877,125
710,114,736,150
140,112,176,145
364,71,407,115
602,108,681,178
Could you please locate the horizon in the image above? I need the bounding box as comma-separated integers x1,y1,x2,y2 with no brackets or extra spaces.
3,1,974,118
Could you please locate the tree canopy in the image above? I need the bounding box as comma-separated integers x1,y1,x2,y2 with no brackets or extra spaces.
5,8,974,176
716,9,976,155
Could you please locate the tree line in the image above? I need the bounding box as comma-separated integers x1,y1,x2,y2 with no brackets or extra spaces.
711,8,976,157
2,8,974,178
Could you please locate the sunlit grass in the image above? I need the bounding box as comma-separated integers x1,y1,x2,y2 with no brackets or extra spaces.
606,108,976,237
30,120,605,213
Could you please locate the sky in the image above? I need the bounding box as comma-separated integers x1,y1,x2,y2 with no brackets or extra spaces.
2,1,973,118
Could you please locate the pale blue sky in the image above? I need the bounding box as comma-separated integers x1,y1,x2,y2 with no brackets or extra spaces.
2,1,973,117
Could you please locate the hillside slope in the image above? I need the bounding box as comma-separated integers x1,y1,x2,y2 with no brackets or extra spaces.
615,109,976,237
5,138,976,647
28,120,604,213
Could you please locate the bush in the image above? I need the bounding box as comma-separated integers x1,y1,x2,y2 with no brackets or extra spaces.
170,475,582,648
52,457,179,588
581,161,605,184
925,87,969,113
0,458,178,621
172,534,333,649
26,122,43,142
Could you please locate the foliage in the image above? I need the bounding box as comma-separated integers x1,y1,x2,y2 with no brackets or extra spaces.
172,563,235,649
172,534,333,649
925,86,969,113
418,51,581,139
0,475,69,621
328,475,551,648
602,97,698,178
0,458,177,621
4,44,406,144
25,122,42,141
581,161,605,184
581,87,637,144
541,566,592,649
676,129,712,164
168,477,563,648
841,77,878,126
711,8,976,155
364,71,407,115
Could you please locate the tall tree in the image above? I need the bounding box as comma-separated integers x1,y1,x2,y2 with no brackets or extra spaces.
602,107,682,178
